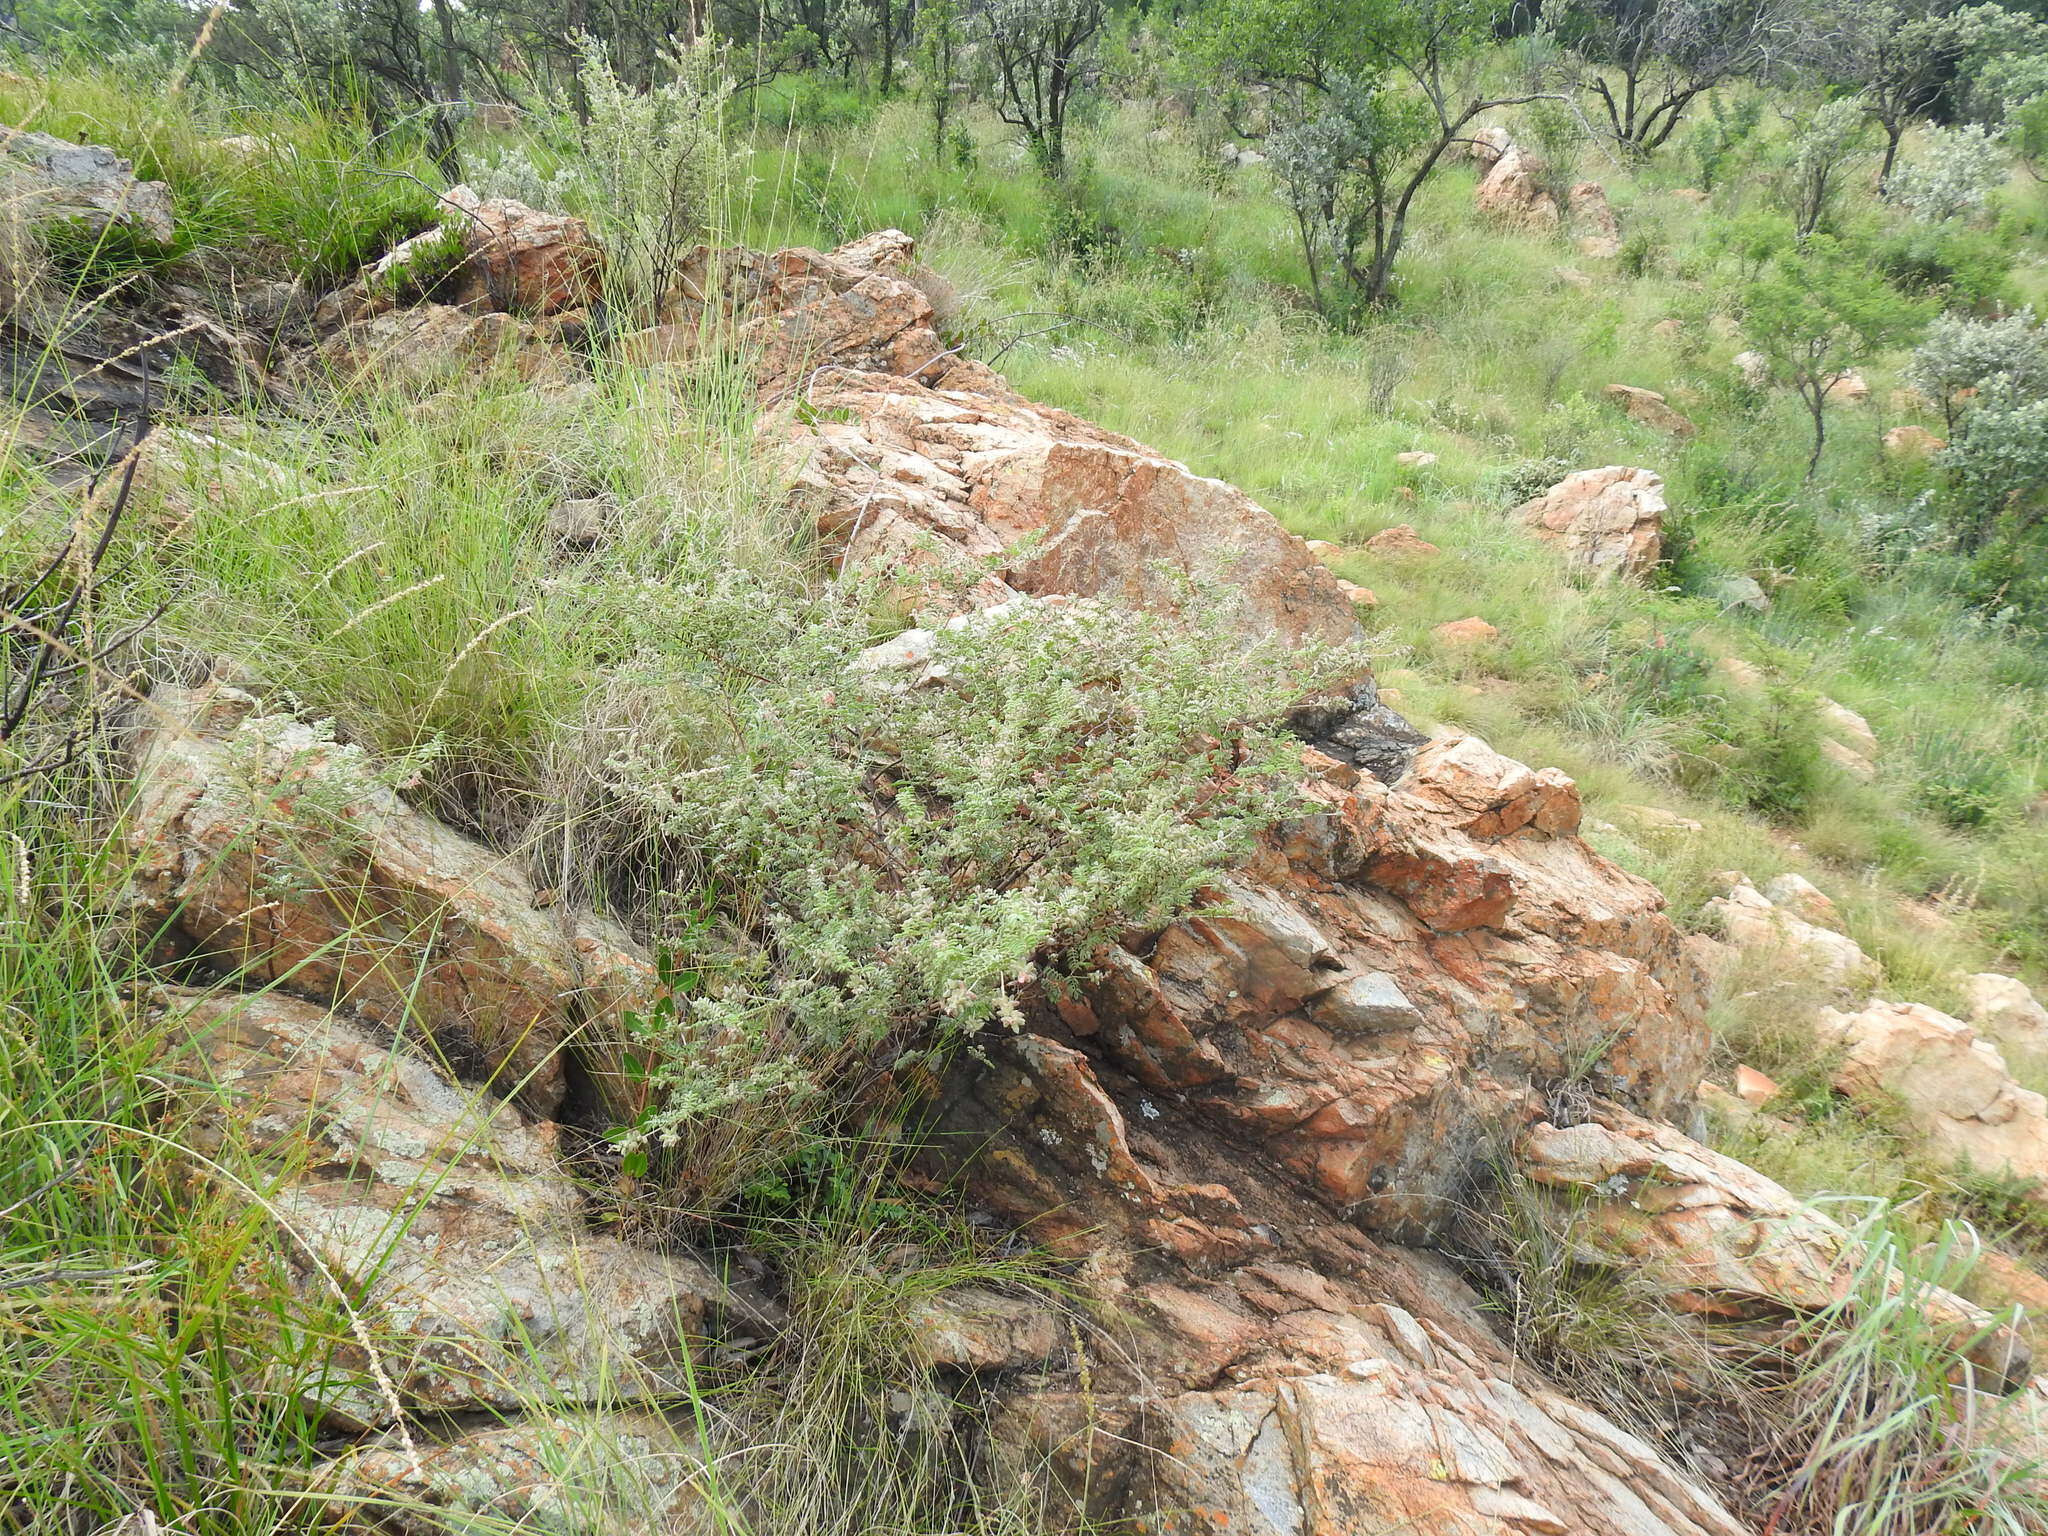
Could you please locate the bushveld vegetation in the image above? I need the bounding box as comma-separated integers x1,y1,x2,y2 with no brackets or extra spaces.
9,0,2048,1525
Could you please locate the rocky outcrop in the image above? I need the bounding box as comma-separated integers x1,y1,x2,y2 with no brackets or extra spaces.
779,358,1360,649
930,728,1711,1236
169,989,737,1428
1514,465,1667,583
317,1415,709,1535
1817,999,2048,1191
125,682,653,1115
654,229,973,392
1,126,175,244
306,304,582,388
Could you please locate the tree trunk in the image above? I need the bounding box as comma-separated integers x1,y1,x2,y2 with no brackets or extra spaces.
1878,119,1905,190
1805,385,1826,480
879,0,895,94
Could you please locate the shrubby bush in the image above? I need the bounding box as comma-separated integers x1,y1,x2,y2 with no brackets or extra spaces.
1906,308,2048,417
1938,376,2048,549
601,573,1364,1200
1885,123,2009,223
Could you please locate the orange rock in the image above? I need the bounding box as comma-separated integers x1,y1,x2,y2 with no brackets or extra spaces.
1433,616,1498,646
1363,522,1438,558
1735,1064,1781,1106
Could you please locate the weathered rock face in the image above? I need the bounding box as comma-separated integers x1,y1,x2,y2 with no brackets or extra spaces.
1702,874,1877,991
952,732,1708,1239
1,127,175,244
321,185,602,324
780,363,1361,649
126,682,653,1115
954,1033,1754,1536
1514,465,1667,584
1964,973,2048,1057
317,1415,710,1535
659,229,970,391
1817,999,2048,1190
170,990,735,1428
1521,1101,2026,1386
306,303,580,388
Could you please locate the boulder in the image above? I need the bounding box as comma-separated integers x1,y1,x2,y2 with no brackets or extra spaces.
1962,974,2048,1057
1828,370,1870,403
1605,384,1698,437
1817,1000,2048,1192
1570,181,1623,258
1474,146,1559,230
1702,875,1877,991
1735,1064,1781,1106
670,230,963,391
1433,615,1499,646
1393,450,1437,469
0,126,174,244
318,185,601,325
1884,424,1946,458
1362,523,1440,558
1521,1101,2025,1384
1513,465,1667,583
1652,318,1684,340
1817,698,1878,760
1759,871,1841,930
307,303,578,389
1466,124,1515,169
170,990,736,1427
1733,351,1769,389
1819,736,1877,781
784,380,1359,649
125,682,655,1115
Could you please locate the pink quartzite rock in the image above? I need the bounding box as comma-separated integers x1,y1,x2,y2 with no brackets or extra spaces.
1514,466,1668,584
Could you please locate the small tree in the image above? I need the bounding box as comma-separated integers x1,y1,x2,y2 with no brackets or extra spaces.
1781,94,1872,236
980,0,1108,176
1267,75,1430,315
1740,235,1931,476
916,0,964,159
1790,0,1973,187
1553,0,1790,156
1198,0,1555,308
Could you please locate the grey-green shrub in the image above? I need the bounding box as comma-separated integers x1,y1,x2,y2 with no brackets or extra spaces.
603,576,1364,1200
